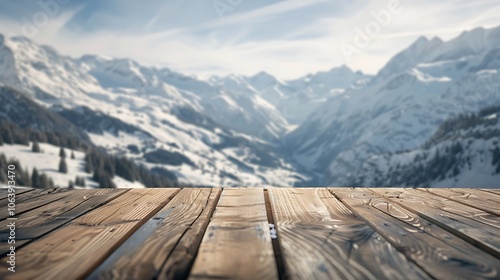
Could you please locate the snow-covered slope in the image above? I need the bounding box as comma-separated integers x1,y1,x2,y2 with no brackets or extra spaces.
0,86,91,142
287,26,500,186
0,142,145,188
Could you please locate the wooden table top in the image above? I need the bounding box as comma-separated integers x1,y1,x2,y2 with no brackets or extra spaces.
0,187,499,280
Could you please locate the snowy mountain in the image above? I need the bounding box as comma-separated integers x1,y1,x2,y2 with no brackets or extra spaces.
287,26,500,186
2,25,499,188
0,86,90,142
349,106,500,187
0,34,308,187
211,66,372,125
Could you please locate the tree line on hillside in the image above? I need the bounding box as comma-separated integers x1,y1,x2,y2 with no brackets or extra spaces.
84,149,180,188
424,106,500,148
0,120,88,151
378,142,469,186
348,105,500,187
0,153,55,188
0,119,181,188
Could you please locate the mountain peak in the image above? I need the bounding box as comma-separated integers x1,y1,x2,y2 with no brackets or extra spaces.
413,35,429,44
425,25,500,63
329,64,354,74
251,71,275,80
247,71,280,89
374,34,443,82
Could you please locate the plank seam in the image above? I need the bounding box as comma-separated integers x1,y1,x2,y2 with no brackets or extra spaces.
160,187,222,280
372,189,500,259
263,189,287,280
0,189,65,221
475,189,500,198
0,188,34,201
328,189,438,280
401,188,500,229
414,188,500,216
77,188,181,279
154,188,222,279
11,189,133,255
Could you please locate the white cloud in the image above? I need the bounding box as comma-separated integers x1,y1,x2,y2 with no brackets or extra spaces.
0,0,499,79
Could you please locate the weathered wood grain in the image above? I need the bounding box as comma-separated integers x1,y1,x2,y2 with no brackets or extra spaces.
0,188,179,280
337,188,500,280
0,188,33,200
419,188,500,215
370,188,500,258
270,188,430,280
88,188,221,280
479,189,500,196
0,239,30,256
158,188,221,280
0,189,126,242
2,187,499,279
189,188,278,280
0,188,63,220
334,188,500,273
0,189,74,220
376,188,500,229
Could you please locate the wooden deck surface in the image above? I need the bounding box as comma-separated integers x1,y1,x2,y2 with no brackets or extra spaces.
1,188,499,280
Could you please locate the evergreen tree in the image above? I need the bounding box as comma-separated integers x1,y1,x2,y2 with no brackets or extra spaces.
74,176,86,187
59,147,66,158
3,129,14,144
48,177,55,188
31,168,40,188
93,167,116,188
0,134,3,146
68,180,75,189
84,154,94,173
492,147,500,166
39,173,48,189
32,141,41,153
59,157,68,173
71,151,75,159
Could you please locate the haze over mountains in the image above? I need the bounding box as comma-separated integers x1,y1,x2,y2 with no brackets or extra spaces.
0,25,499,188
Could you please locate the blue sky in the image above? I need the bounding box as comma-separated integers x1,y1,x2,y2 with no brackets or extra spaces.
1,0,499,79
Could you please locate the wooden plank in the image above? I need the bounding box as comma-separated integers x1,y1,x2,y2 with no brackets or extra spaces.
0,188,71,220
334,188,500,266
88,188,221,280
0,188,179,280
0,188,33,200
269,188,430,280
376,188,500,230
370,188,500,258
189,188,278,280
337,188,500,280
158,188,221,280
0,189,127,242
0,239,30,256
479,189,500,196
419,188,500,216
